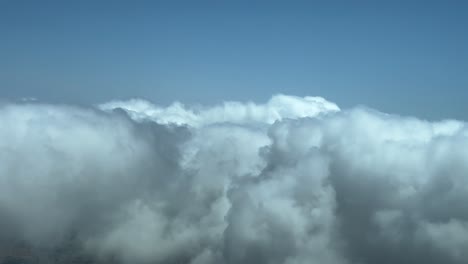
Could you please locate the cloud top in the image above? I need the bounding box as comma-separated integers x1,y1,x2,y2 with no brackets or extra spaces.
98,94,340,126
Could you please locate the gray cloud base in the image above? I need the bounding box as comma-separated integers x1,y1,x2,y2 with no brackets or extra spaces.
0,95,467,264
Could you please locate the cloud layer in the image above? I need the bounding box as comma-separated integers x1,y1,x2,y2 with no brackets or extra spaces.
1,95,467,264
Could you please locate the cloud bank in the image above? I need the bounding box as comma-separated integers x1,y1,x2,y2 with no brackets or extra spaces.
1,94,467,264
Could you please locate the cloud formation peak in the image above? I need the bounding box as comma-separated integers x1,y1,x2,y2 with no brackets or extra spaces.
98,94,340,126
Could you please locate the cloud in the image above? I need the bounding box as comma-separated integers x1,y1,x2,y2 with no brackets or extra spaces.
98,94,340,127
0,95,467,264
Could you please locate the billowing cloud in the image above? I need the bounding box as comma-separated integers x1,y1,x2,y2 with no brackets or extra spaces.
0,95,467,264
98,94,340,127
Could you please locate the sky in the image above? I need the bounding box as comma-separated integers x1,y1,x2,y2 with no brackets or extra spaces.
1,0,468,120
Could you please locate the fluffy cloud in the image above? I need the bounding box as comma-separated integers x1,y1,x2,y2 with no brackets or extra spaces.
0,95,467,264
98,94,340,126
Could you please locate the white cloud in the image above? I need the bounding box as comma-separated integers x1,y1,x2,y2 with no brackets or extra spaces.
98,94,340,127
0,95,467,264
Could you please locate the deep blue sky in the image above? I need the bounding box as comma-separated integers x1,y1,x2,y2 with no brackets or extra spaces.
1,1,467,120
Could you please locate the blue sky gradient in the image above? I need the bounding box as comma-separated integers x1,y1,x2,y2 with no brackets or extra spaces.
1,0,467,120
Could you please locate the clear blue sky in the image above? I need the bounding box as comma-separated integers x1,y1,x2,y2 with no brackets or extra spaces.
1,0,467,120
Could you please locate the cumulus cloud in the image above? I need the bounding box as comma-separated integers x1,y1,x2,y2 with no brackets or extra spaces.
98,94,340,127
0,95,467,264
